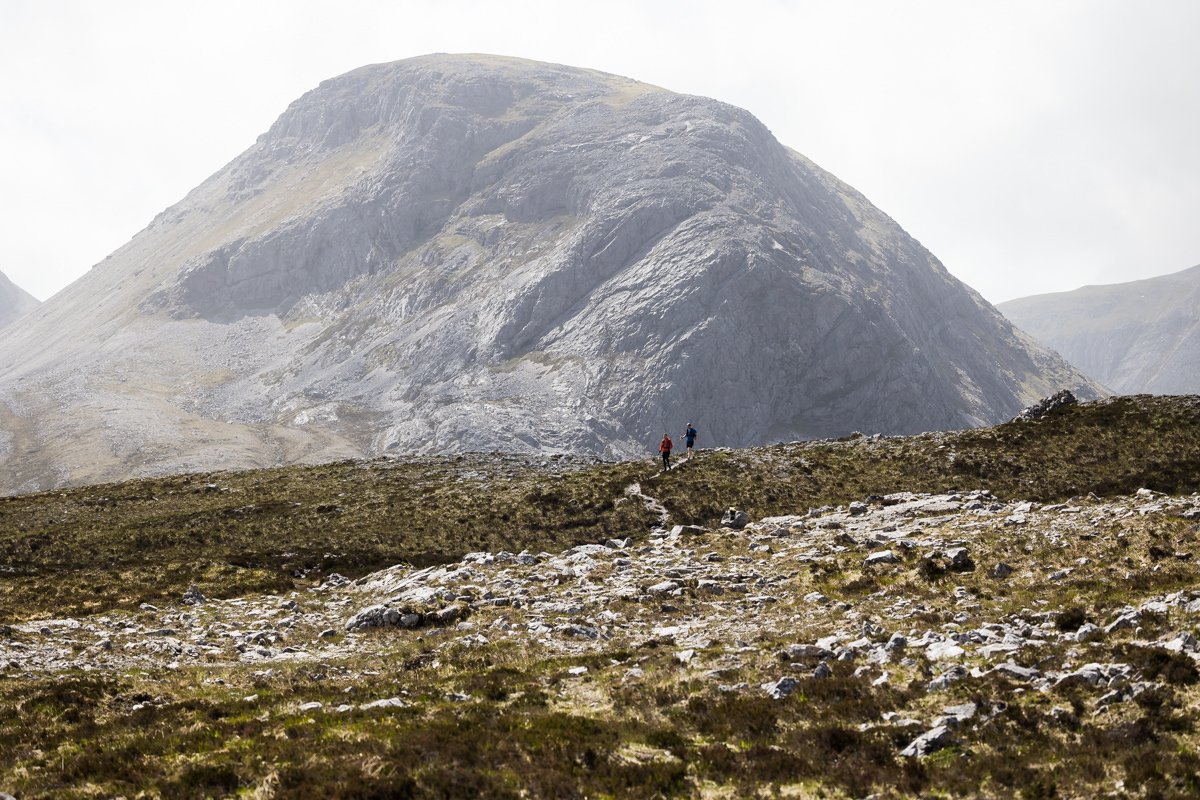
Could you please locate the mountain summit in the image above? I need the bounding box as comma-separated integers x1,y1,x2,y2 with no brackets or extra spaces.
0,54,1096,492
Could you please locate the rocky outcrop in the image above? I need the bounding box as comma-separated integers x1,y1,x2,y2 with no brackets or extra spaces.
0,54,1099,493
999,264,1200,394
0,270,38,328
1014,389,1077,421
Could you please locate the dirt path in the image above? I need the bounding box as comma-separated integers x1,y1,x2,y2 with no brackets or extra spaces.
624,480,670,529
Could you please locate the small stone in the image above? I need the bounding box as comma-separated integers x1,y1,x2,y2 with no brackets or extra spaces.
181,586,207,605
848,501,869,516
900,725,954,757
762,676,800,699
992,662,1040,681
945,547,975,572
319,628,337,639
720,508,750,529
990,562,1014,579
298,702,323,712
813,661,833,679
360,697,406,710
648,580,680,595
781,643,834,661
567,666,588,676
925,641,965,660
865,550,901,566
942,702,977,723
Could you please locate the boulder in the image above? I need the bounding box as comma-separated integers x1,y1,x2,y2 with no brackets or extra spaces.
720,509,750,530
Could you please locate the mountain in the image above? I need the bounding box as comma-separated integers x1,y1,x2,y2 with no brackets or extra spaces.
999,264,1200,394
0,270,39,328
0,54,1098,493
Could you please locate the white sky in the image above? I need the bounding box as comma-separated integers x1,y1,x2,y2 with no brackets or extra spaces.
2,0,1198,304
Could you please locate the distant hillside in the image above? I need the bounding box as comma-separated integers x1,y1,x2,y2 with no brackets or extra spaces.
999,264,1200,393
0,269,38,328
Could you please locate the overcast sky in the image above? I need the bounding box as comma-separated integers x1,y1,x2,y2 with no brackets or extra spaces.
2,0,1198,303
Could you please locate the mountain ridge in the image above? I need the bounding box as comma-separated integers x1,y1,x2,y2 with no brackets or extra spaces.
999,263,1200,394
0,269,39,328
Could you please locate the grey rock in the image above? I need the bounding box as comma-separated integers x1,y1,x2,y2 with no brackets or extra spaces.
1054,662,1132,689
812,661,833,679
900,725,955,757
360,697,407,710
781,643,834,661
990,562,1014,579
1104,611,1141,635
940,702,977,725
648,581,680,595
1013,390,1078,422
345,604,422,631
864,550,901,566
928,665,967,691
181,586,207,605
992,662,1040,681
428,603,466,626
945,547,975,572
848,501,869,516
720,509,750,530
762,676,801,699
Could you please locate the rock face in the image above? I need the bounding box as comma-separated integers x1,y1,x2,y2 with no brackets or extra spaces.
0,54,1098,493
0,270,38,329
999,264,1200,394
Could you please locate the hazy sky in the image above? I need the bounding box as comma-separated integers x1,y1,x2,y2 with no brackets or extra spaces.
2,0,1198,303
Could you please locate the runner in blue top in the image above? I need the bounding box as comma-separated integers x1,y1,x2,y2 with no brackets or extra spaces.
685,422,698,460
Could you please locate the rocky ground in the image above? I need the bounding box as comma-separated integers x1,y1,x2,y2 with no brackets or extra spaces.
6,477,1200,797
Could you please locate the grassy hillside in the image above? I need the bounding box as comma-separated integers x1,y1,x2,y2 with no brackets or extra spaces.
2,395,1198,623
2,394,1200,798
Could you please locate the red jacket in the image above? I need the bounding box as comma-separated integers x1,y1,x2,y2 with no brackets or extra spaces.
659,436,673,453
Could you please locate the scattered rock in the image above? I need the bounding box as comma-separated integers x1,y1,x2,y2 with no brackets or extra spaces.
990,562,1013,579
720,508,750,530
762,676,800,699
181,586,207,605
864,550,901,566
900,725,955,757
945,547,975,572
1015,390,1077,421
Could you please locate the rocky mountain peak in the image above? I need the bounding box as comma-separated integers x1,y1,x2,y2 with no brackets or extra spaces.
0,54,1099,492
